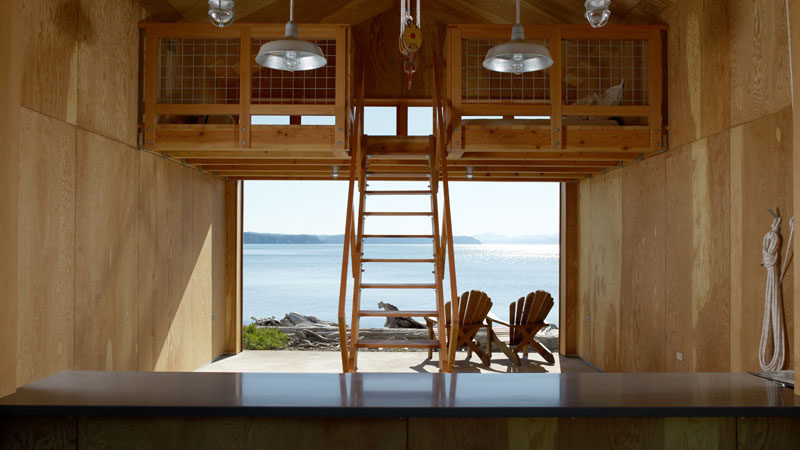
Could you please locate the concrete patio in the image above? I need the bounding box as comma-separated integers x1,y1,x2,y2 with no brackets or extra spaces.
197,351,598,374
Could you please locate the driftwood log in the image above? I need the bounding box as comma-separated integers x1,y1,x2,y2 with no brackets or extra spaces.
250,312,558,352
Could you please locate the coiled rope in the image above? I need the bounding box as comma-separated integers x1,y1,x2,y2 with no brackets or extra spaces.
758,213,793,372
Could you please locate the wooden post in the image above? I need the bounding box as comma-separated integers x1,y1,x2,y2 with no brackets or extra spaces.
0,0,20,397
397,104,408,136
224,181,244,354
335,26,347,153
239,28,252,148
450,28,462,155
550,29,563,150
648,29,663,152
559,182,578,355
144,31,158,150
787,0,800,396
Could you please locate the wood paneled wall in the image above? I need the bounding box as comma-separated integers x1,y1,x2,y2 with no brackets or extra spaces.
353,8,446,99
0,0,21,398
12,0,233,388
576,0,794,373
788,0,800,395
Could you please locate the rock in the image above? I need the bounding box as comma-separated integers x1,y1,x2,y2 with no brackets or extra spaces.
251,316,281,326
377,301,426,329
280,312,337,327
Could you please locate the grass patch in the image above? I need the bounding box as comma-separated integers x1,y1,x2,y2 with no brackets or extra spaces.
242,324,290,350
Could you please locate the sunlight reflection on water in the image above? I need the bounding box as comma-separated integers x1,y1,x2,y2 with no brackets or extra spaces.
244,244,559,327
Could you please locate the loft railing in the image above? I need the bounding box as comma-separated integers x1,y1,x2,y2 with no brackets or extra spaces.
444,24,665,158
140,23,351,158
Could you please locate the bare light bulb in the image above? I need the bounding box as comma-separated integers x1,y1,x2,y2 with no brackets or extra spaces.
284,50,299,71
585,0,611,28
209,0,235,27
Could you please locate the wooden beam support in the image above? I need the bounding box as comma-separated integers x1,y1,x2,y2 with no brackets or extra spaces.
551,28,563,150
239,27,252,149
559,182,578,356
143,32,158,149
648,28,663,152
224,181,243,354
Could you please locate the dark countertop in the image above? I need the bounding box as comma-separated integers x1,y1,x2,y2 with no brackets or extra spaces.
1,371,798,418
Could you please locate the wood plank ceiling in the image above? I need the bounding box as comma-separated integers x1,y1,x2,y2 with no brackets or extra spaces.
138,0,672,25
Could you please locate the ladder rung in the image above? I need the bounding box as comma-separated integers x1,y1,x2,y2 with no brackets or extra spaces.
359,310,438,317
365,190,431,196
367,154,430,160
356,339,440,349
360,283,436,289
363,234,434,239
366,173,431,178
363,212,432,217
361,258,436,263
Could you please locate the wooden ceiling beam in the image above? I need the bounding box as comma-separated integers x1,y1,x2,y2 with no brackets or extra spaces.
239,0,394,24
136,0,184,21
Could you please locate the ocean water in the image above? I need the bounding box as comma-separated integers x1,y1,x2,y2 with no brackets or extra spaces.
243,243,559,328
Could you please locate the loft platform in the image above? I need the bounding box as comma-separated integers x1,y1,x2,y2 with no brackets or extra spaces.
444,24,665,170
137,22,666,182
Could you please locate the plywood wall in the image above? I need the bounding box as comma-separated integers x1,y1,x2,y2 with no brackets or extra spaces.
353,8,446,99
17,107,76,383
0,0,21,398
576,0,794,373
12,0,233,387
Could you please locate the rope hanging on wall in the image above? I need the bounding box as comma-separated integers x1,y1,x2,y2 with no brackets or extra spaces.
758,209,793,372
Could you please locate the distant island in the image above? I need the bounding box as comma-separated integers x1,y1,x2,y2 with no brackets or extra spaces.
244,232,481,245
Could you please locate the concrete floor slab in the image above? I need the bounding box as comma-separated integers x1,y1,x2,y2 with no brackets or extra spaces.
197,351,597,374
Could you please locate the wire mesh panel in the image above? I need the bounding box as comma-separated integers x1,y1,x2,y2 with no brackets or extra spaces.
562,39,649,106
462,39,551,103
251,39,337,104
157,38,240,104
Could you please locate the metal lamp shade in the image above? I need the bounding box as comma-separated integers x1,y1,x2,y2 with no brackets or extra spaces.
483,24,553,74
256,21,327,72
482,40,553,74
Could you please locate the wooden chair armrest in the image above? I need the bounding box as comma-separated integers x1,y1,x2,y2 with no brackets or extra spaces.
486,317,512,328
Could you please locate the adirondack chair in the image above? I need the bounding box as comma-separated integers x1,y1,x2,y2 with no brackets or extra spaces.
487,291,555,365
425,290,493,366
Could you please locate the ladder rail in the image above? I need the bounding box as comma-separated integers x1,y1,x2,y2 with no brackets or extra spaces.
347,148,368,372
428,134,450,372
433,47,460,369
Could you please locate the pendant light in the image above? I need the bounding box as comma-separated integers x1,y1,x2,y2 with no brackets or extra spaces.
208,0,235,28
482,0,553,74
255,0,327,72
585,0,611,28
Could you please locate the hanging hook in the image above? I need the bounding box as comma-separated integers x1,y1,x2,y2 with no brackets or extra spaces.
766,207,779,219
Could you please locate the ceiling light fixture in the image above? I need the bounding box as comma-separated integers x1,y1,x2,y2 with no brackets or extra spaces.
255,0,327,72
482,0,553,74
208,0,235,27
466,166,474,180
585,0,611,28
332,165,339,179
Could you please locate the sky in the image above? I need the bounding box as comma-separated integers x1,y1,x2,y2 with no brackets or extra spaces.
244,181,559,237
244,107,560,237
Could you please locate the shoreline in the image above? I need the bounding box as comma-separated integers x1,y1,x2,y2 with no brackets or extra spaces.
250,313,559,352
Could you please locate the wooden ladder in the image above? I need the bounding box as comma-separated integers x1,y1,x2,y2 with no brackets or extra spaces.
338,50,457,373
342,139,450,372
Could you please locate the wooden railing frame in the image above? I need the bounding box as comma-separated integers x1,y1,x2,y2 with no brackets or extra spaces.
139,23,350,154
444,23,667,155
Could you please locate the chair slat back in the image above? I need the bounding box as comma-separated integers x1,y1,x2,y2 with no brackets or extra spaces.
446,290,492,343
509,290,553,345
